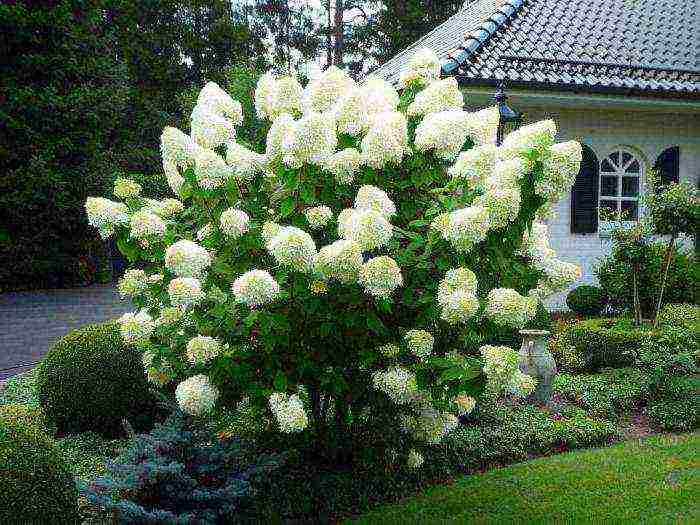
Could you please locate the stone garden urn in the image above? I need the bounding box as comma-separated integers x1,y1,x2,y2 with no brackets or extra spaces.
518,329,556,405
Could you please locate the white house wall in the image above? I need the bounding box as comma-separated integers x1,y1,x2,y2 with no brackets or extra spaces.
465,98,700,309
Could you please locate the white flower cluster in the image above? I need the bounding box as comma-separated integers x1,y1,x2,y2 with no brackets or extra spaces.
354,185,396,217
537,257,582,293
118,310,154,345
372,366,418,404
118,269,148,298
156,306,182,326
114,177,142,199
379,343,401,358
304,206,333,230
255,72,303,120
85,197,129,238
448,144,496,187
333,87,369,136
265,113,296,161
168,277,203,308
499,119,557,161
269,392,309,433
165,240,211,278
360,76,400,114
145,198,184,218
437,205,490,253
338,208,393,251
464,106,500,146
480,345,536,398
129,210,166,239
405,407,459,445
407,78,463,117
160,126,197,194
232,269,280,307
142,349,174,386
302,66,354,114
399,47,441,86
404,330,434,359
484,288,538,329
314,239,364,283
474,185,521,229
415,110,470,160
361,111,409,169
196,223,213,241
437,267,479,324
219,208,250,238
186,335,221,365
226,141,267,179
175,374,220,416
537,141,583,202
324,148,362,185
266,226,317,272
282,111,338,167
191,82,241,149
358,255,403,298
193,146,234,190
406,449,424,469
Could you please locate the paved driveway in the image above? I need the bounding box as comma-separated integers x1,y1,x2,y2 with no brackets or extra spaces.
0,285,131,380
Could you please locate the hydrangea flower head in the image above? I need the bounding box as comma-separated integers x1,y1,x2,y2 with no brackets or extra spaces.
219,208,250,238
338,209,393,251
175,374,219,416
164,240,211,277
232,269,280,307
400,47,441,86
304,206,333,230
361,111,408,169
129,210,166,239
314,239,364,283
325,148,362,185
404,330,434,359
484,288,538,329
371,366,418,404
266,226,317,272
168,277,204,308
269,392,309,433
118,269,148,298
358,256,403,298
301,66,354,113
118,310,155,345
186,335,221,365
114,177,142,199
85,197,129,238
407,77,463,117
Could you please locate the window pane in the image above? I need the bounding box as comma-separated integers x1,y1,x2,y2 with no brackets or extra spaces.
601,175,618,196
601,158,616,172
599,199,618,220
621,201,639,220
622,177,639,197
622,151,632,165
626,159,640,173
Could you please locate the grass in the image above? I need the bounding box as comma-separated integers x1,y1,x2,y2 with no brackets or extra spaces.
350,433,699,524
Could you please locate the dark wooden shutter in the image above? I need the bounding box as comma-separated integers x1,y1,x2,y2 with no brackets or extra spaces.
654,146,680,185
570,144,599,234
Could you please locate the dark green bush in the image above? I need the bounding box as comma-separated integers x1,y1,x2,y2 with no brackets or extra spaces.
646,399,699,432
552,369,650,419
565,318,650,371
596,242,697,318
566,285,606,317
636,327,699,379
0,418,79,523
37,322,158,437
657,303,700,331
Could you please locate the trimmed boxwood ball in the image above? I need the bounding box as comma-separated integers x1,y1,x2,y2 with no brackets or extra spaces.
37,321,158,437
566,285,606,317
0,418,79,523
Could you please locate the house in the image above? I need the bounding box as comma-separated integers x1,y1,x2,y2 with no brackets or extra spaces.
375,0,699,307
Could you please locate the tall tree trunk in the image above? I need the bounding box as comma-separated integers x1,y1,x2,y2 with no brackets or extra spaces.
326,0,333,66
653,235,676,329
632,267,642,326
333,0,344,66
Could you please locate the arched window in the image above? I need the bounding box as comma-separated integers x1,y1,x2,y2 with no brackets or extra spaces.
599,147,644,221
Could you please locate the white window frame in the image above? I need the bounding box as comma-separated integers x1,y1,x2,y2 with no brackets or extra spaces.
598,147,645,235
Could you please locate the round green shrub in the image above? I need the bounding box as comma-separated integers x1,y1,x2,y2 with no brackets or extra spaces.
0,418,79,523
566,285,606,317
646,399,699,432
37,321,158,437
0,404,49,432
657,303,700,331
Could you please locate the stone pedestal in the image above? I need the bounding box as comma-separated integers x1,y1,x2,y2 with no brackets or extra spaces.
518,329,556,405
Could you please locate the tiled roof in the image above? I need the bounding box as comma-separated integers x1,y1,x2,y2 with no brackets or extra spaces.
374,0,700,97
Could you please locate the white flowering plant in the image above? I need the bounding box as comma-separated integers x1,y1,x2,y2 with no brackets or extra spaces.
86,48,582,466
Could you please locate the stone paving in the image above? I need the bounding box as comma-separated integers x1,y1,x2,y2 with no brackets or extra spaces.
0,285,130,380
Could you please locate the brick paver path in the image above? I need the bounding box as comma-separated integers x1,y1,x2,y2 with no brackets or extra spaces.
0,285,130,380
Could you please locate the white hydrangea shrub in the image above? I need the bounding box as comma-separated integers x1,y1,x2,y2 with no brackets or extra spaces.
85,60,583,464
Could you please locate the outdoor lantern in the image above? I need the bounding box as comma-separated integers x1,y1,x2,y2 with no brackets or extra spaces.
494,81,522,146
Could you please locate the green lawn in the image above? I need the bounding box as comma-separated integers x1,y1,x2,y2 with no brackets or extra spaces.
350,433,699,524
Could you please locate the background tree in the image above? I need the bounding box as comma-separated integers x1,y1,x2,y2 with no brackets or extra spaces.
0,1,130,290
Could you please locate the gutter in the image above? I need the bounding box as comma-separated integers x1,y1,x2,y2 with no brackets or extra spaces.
441,0,526,75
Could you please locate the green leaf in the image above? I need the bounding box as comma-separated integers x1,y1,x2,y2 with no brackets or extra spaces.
273,371,287,392
279,196,296,218
366,312,385,334
300,182,316,204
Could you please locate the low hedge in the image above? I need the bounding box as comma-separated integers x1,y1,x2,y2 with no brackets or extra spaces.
646,399,699,432
0,403,49,432
37,321,158,437
657,303,700,331
0,418,79,523
566,285,606,317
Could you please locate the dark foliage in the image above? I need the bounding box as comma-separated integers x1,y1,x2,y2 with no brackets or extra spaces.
0,417,79,523
81,412,281,524
37,322,159,437
596,242,697,318
566,285,607,317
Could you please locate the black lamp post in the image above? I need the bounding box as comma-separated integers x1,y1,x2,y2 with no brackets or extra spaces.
495,81,522,146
